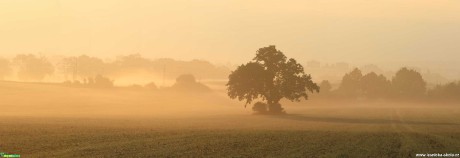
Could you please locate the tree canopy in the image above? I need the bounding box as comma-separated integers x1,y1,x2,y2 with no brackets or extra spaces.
361,72,391,98
392,67,426,98
338,68,363,97
227,45,319,114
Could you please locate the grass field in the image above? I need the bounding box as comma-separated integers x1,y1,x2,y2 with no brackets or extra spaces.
0,81,459,157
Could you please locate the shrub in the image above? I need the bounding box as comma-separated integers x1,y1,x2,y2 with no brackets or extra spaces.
252,102,268,114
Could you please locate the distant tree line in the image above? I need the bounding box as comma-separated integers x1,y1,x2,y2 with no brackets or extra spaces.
428,81,460,102
1,53,460,102
319,67,460,102
59,54,230,81
63,75,115,88
306,61,449,89
0,54,231,82
61,73,213,94
0,54,54,81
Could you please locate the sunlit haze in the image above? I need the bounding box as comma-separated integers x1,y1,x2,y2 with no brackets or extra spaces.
2,1,460,157
1,0,459,65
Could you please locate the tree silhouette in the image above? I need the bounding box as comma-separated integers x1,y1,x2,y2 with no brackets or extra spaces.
361,72,391,98
252,102,268,114
428,81,460,101
392,67,426,98
84,75,114,88
170,74,211,92
60,55,107,79
227,45,319,114
338,68,363,97
14,54,54,81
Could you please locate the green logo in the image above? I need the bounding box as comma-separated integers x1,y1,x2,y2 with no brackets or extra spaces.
0,152,20,158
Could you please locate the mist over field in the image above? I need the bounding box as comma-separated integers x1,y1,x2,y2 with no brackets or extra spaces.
1,0,460,157
1,51,459,157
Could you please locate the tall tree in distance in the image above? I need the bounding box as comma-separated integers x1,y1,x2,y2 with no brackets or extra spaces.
13,54,54,81
392,67,426,98
338,68,363,97
227,45,319,114
361,72,391,98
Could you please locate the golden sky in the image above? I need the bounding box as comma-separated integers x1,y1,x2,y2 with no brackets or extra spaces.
1,0,459,64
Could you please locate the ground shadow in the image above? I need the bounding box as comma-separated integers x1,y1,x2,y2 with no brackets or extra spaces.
267,114,459,126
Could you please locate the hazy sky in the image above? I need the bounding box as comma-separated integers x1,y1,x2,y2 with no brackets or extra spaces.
1,0,459,65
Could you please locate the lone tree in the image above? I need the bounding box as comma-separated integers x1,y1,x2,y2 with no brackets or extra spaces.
226,45,319,114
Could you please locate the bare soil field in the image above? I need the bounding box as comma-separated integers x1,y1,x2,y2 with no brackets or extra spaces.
0,81,459,157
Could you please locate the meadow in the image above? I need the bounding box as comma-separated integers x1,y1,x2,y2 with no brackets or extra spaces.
0,81,459,157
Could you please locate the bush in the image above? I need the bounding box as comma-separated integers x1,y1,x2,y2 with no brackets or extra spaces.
268,103,285,114
252,102,268,114
170,74,211,92
91,75,114,88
